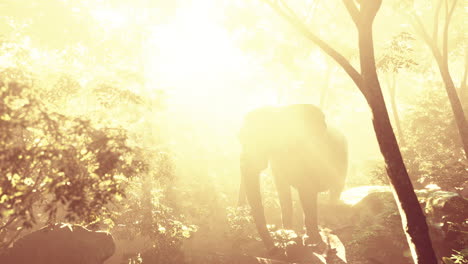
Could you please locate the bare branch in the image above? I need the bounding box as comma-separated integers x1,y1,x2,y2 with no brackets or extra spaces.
444,0,448,17
442,0,457,62
433,0,443,48
304,0,321,24
342,0,360,25
411,14,443,62
264,0,363,89
277,0,302,20
447,0,458,20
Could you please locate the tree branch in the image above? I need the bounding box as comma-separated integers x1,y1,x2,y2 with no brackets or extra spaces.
411,14,443,62
359,0,382,25
265,0,363,90
433,0,443,47
304,0,321,24
442,0,457,62
342,0,360,25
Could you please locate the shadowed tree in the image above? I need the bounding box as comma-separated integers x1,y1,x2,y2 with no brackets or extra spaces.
409,0,468,159
460,50,468,103
256,0,437,263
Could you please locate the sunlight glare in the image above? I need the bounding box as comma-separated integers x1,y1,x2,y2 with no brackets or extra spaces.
142,2,275,117
341,186,391,205
91,8,127,29
309,49,327,71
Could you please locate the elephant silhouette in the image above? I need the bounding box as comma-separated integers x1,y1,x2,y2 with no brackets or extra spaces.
238,104,348,254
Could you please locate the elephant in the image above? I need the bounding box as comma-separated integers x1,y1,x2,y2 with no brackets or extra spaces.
0,223,115,264
238,104,348,254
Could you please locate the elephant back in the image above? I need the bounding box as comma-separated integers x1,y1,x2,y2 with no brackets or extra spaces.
239,104,327,154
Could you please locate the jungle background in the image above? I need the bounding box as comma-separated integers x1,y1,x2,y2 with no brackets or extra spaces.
0,0,466,263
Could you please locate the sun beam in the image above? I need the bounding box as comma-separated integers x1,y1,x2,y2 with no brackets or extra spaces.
142,2,276,117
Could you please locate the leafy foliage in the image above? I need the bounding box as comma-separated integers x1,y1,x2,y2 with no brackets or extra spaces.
401,86,467,188
377,31,418,73
443,249,468,264
347,192,412,263
225,206,258,252
0,70,142,248
113,152,197,264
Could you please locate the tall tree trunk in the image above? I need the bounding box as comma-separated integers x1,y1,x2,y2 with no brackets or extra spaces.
358,18,437,264
436,59,468,158
412,0,468,159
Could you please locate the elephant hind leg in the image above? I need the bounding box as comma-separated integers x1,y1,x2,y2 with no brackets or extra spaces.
273,172,293,230
298,187,322,246
329,178,345,204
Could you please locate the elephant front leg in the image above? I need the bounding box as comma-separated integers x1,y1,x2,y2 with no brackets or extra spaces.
298,188,322,247
240,151,277,253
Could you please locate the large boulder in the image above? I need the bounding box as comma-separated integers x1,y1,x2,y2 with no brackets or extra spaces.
338,188,468,264
423,190,468,258
344,191,413,264
0,223,115,264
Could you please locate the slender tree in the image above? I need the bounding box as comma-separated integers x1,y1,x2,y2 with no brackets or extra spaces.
262,0,437,263
460,50,468,103
410,0,468,159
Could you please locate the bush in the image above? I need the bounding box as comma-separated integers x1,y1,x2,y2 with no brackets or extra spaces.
113,152,197,264
0,69,142,249
401,86,467,189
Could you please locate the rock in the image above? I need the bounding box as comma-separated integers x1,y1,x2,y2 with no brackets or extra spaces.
0,223,115,264
459,182,468,199
424,191,468,258
340,186,391,206
345,191,412,264
424,190,468,223
340,188,468,263
190,252,328,264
